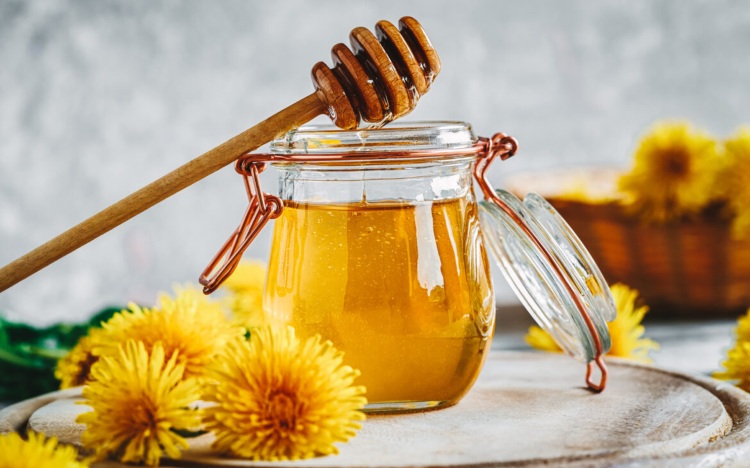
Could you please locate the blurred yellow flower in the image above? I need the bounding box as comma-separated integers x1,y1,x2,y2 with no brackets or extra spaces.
524,323,561,352
714,307,750,391
220,260,268,329
77,340,202,466
55,329,105,389
719,128,750,237
556,169,623,204
619,121,720,222
96,286,243,381
203,326,367,461
0,431,86,468
525,283,659,363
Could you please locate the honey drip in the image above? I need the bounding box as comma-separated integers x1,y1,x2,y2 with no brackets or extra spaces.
264,197,494,409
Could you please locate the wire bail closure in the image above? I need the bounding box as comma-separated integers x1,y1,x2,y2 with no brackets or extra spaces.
199,160,283,294
199,132,608,392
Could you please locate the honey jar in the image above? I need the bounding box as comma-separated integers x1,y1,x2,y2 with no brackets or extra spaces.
201,121,616,413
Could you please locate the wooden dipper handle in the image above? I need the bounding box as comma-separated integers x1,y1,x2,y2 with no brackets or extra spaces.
0,16,440,293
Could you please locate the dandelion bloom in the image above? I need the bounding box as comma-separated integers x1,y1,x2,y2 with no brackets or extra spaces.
0,431,86,468
607,284,659,363
714,307,750,391
220,260,268,329
619,121,719,222
203,326,367,461
720,128,750,237
95,286,244,380
55,329,105,389
714,342,750,392
77,340,202,466
524,323,561,353
525,283,659,363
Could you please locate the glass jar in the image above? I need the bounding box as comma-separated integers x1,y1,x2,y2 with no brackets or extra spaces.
264,122,493,412
200,121,616,413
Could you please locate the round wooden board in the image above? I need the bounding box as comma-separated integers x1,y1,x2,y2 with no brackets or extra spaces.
3,351,750,467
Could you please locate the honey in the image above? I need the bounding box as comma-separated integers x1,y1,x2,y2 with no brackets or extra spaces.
264,196,495,411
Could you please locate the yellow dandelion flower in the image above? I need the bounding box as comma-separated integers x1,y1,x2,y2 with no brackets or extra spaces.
95,286,244,380
156,283,221,313
619,121,720,222
720,127,750,237
607,284,660,363
55,328,105,389
220,260,268,329
203,326,367,461
713,341,750,392
0,431,87,468
524,324,562,353
714,307,750,391
77,340,203,466
525,283,659,363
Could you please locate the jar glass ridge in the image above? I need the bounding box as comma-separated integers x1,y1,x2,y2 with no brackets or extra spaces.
263,122,495,412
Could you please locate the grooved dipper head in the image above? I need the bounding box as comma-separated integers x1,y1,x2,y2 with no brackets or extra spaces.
311,16,441,130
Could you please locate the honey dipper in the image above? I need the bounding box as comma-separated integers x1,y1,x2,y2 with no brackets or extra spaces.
0,17,440,293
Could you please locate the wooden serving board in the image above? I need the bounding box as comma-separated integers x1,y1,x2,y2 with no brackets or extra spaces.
2,351,750,467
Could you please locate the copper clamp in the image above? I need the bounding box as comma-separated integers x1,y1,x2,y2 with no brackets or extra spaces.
199,160,283,294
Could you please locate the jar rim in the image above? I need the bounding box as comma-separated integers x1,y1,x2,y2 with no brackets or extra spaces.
270,120,477,155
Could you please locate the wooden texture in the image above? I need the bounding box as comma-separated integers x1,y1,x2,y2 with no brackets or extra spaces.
3,352,750,467
398,17,441,79
330,43,384,123
350,26,411,119
375,20,428,95
0,387,81,434
504,169,750,318
312,16,440,129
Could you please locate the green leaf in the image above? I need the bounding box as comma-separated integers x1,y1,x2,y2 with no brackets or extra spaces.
0,305,125,403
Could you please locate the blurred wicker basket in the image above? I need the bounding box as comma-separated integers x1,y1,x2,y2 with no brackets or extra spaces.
505,168,750,319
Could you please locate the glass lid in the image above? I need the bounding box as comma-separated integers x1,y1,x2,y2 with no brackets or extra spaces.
479,189,615,363
270,121,476,154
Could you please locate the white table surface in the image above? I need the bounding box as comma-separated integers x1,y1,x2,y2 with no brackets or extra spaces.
493,305,738,378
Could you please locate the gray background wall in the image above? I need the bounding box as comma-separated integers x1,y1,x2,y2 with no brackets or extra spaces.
2,0,749,325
